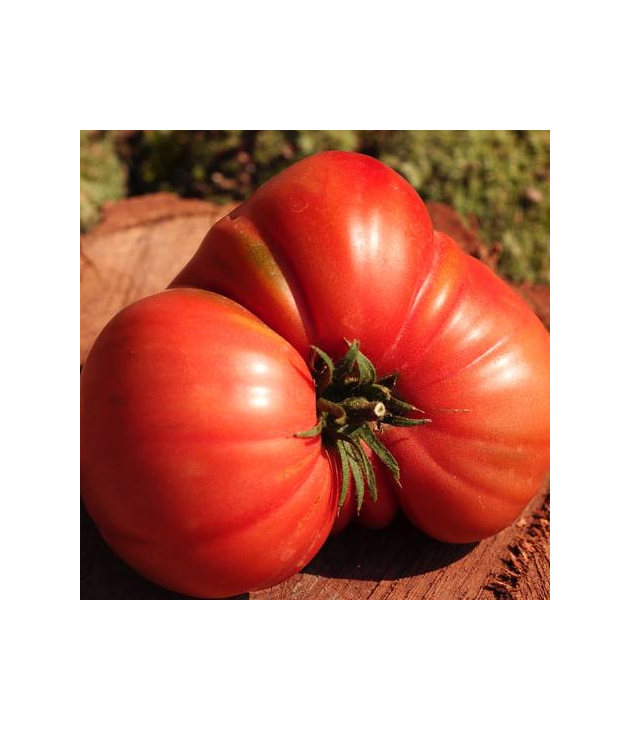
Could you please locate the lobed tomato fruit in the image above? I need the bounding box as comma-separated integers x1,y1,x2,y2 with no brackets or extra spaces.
82,151,549,598
173,151,550,544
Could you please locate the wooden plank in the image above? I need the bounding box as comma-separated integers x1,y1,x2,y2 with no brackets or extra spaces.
80,194,550,600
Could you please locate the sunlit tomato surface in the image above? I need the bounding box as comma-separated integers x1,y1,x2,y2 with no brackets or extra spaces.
80,289,337,598
173,151,550,543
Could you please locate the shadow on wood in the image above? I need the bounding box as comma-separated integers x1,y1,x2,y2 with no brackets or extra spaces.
81,501,475,600
301,515,477,582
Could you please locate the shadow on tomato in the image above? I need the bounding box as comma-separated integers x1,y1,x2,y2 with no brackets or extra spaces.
80,502,248,600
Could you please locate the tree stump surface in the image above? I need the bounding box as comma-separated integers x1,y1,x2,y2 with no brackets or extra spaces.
80,193,550,600
80,193,234,364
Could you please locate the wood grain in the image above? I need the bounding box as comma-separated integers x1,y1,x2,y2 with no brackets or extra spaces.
80,193,550,600
250,487,549,600
80,193,233,364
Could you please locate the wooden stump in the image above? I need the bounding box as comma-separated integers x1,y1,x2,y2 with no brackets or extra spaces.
80,193,234,364
80,194,550,600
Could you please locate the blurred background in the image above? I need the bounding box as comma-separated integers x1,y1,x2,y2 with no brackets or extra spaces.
80,130,550,284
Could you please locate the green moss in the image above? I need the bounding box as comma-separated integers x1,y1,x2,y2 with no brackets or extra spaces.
80,131,127,231
362,131,550,283
296,130,360,156
82,130,550,283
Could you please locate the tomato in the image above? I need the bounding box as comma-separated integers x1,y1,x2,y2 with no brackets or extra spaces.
80,288,337,598
172,151,550,544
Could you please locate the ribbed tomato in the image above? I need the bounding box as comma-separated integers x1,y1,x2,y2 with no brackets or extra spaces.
81,288,337,597
172,151,550,543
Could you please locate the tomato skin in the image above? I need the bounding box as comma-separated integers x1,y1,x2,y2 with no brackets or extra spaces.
172,150,433,361
380,232,550,542
172,152,550,544
80,288,337,598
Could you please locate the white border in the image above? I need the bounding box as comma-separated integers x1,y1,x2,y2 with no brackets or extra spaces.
3,1,629,727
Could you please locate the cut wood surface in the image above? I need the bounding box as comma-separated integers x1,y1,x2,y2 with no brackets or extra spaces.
80,193,233,364
80,193,550,600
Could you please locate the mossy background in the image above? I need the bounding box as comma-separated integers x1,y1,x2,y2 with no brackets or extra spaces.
80,130,550,284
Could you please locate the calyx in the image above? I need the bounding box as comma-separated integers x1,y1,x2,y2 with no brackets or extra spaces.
295,340,430,514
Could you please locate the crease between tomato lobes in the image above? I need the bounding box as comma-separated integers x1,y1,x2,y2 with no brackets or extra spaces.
171,151,550,543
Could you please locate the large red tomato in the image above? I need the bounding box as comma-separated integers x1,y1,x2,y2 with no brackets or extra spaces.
81,288,337,597
172,151,550,544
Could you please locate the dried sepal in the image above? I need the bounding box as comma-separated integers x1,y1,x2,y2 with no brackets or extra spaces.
309,345,335,395
297,339,432,514
294,415,326,438
357,423,401,484
336,439,351,511
385,415,432,427
343,441,365,512
353,440,377,504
